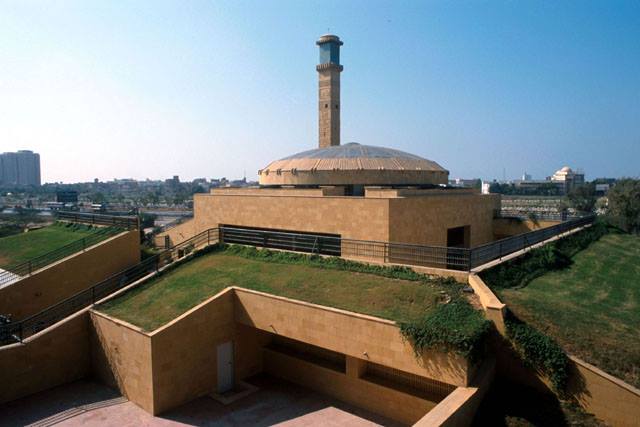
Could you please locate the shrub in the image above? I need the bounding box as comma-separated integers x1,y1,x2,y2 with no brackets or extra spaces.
400,297,492,362
505,313,570,393
222,243,433,282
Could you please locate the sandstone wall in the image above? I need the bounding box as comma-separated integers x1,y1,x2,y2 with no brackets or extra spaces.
234,288,472,387
0,311,90,404
192,193,391,242
0,230,140,320
149,289,235,414
90,312,154,413
264,349,438,425
493,217,558,239
388,194,499,247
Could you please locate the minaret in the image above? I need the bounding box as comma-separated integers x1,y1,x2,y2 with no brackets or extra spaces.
316,34,343,148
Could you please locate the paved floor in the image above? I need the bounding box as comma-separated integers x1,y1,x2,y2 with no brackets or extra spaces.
0,375,403,427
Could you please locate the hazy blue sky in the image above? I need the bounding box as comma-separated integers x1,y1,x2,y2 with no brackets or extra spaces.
1,1,638,183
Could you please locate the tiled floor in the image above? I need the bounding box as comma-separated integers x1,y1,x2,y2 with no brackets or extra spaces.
0,375,403,427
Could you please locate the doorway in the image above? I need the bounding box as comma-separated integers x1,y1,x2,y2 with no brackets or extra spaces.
447,225,470,248
217,341,234,393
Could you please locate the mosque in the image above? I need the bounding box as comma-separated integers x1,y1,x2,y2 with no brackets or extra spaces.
161,35,499,255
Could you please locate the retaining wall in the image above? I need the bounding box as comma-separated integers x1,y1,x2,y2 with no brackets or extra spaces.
234,288,473,387
88,286,471,422
493,218,558,239
0,311,91,404
90,311,154,413
470,273,640,427
0,230,140,320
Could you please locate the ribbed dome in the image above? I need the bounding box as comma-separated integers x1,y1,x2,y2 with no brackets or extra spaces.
259,143,448,187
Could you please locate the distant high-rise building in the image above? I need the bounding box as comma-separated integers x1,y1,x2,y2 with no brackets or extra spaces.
0,150,41,186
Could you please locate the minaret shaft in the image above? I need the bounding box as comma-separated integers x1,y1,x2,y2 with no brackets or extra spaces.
318,68,341,148
316,35,343,149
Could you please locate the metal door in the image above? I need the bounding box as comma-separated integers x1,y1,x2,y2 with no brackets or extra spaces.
216,341,234,393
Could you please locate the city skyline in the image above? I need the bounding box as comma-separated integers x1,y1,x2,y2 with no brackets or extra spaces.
1,1,639,183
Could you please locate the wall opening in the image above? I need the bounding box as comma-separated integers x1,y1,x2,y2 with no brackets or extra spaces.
362,361,455,401
267,335,346,373
447,225,470,248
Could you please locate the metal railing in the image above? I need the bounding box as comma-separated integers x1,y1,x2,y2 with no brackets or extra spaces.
220,227,341,256
0,228,220,344
56,211,139,230
0,227,123,288
469,214,595,269
0,214,595,345
218,226,472,271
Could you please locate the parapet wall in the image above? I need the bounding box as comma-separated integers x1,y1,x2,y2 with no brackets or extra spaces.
0,230,140,320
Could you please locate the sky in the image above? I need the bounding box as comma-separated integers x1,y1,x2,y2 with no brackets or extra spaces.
1,1,639,184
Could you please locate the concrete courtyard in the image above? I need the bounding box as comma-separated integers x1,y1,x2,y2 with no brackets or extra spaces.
0,375,403,427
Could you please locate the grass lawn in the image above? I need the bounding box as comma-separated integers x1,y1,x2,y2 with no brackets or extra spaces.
497,232,640,388
98,251,446,332
0,222,119,269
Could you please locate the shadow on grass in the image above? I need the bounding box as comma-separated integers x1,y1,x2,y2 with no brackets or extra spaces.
471,377,605,427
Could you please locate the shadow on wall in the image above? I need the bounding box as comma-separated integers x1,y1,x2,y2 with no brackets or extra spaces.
482,329,602,426
90,318,125,393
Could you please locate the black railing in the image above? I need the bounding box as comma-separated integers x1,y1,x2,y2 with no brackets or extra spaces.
469,214,595,269
56,211,139,230
219,227,471,270
0,228,220,344
220,227,342,256
0,227,123,288
0,214,595,345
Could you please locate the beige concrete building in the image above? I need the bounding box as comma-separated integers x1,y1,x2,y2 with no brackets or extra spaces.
161,34,500,254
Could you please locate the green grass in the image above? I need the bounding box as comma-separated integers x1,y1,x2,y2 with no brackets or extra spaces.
496,232,640,388
0,222,119,268
98,250,450,332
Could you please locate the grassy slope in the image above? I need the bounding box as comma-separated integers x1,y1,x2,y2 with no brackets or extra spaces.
0,223,115,268
498,232,640,388
99,252,443,332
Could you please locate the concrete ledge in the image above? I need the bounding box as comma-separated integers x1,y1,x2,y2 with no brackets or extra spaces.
467,274,505,334
414,358,495,427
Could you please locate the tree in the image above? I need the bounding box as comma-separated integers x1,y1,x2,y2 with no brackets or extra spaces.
139,213,157,229
91,192,106,204
607,178,640,233
567,183,597,213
